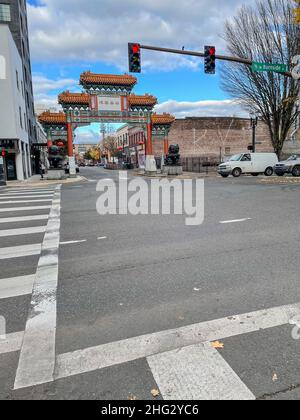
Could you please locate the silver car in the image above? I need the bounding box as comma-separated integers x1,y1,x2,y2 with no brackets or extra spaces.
274,154,300,177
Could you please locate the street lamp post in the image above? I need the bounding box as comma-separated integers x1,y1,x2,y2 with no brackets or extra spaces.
250,116,258,153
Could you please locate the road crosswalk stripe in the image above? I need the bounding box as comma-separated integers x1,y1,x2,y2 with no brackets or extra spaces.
0,244,42,260
0,331,24,355
0,226,46,237
147,342,255,400
0,215,49,223
0,200,53,205
14,186,61,390
0,190,55,194
0,198,52,205
55,301,300,381
0,274,35,300
0,206,51,213
0,195,53,200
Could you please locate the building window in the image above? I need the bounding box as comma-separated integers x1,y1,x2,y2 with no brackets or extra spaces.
0,4,11,22
16,70,19,90
19,107,23,129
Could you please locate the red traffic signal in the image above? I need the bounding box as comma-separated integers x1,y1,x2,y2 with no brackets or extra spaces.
1,150,6,157
128,43,141,73
132,44,140,54
204,46,216,74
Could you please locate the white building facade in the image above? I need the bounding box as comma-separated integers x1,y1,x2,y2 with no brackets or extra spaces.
0,23,31,181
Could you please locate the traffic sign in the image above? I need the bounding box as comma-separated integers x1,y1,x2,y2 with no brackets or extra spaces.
252,62,288,73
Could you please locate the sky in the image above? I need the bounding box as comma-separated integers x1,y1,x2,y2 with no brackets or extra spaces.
27,0,256,143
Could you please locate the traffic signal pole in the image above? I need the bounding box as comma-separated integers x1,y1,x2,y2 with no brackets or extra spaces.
139,44,293,79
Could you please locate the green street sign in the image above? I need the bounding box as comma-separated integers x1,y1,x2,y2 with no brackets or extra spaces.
252,62,288,73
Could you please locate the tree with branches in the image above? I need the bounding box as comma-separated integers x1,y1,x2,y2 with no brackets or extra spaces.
100,135,118,157
221,0,300,157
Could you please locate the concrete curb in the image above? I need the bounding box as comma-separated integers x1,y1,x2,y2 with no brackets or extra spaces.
133,171,218,180
259,177,300,185
6,176,86,188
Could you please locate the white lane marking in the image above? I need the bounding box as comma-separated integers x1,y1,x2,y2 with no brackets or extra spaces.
0,195,53,200
0,226,46,237
0,275,35,300
97,236,107,241
0,244,41,260
0,331,24,355
14,186,61,390
147,342,255,400
55,302,300,381
60,240,87,245
0,199,53,204
220,218,252,224
0,215,49,224
0,206,51,213
0,190,55,194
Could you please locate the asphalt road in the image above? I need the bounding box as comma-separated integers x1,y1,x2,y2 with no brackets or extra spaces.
0,167,300,400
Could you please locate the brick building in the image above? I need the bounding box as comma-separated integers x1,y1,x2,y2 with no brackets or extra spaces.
162,117,274,162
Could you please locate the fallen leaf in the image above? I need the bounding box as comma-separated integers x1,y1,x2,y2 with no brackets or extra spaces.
128,394,137,401
151,389,160,398
272,373,278,382
211,341,224,349
178,316,185,321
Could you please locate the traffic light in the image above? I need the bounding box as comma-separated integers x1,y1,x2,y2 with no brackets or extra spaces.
1,149,6,157
128,43,141,73
204,46,216,74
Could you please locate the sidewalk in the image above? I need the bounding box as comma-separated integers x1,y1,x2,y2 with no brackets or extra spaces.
259,176,300,185
134,170,218,179
6,174,86,188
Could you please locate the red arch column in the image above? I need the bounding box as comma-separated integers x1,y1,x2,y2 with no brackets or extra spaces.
67,121,76,176
164,136,169,155
146,121,153,156
67,122,73,157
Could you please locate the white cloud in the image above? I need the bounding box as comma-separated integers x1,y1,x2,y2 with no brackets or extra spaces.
74,126,100,145
27,0,256,70
155,99,249,118
32,74,78,113
33,74,78,95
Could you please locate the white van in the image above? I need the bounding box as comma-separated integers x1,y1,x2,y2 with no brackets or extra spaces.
218,153,278,178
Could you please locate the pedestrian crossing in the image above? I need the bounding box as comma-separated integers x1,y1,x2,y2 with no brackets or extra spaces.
1,296,299,399
0,186,56,301
0,185,299,399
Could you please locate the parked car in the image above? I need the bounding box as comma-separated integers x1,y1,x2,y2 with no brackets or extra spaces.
274,154,300,177
218,153,278,178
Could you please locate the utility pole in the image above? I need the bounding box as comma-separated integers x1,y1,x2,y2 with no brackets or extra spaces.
250,116,258,153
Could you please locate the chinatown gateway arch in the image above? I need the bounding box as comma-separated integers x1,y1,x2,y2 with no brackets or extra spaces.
38,72,175,176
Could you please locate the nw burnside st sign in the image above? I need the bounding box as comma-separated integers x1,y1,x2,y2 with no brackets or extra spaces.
252,62,288,73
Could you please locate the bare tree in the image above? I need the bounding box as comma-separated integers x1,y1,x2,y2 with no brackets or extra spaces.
221,0,300,157
100,135,118,157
